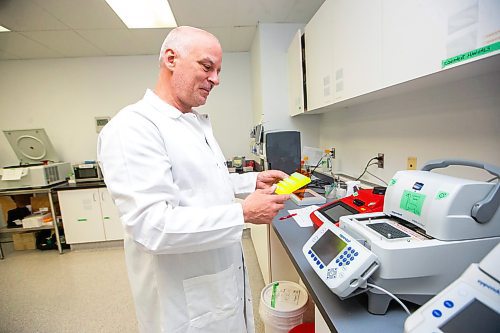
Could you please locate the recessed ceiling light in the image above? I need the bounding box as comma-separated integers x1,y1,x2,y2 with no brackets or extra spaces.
0,25,11,32
105,0,177,29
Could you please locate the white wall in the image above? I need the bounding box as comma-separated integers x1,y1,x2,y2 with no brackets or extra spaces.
250,23,322,151
250,28,263,126
0,52,253,166
319,70,500,182
198,52,254,159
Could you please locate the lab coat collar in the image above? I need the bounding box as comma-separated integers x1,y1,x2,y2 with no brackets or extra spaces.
143,89,183,119
143,89,210,122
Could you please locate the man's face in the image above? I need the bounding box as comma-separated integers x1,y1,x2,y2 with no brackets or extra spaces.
170,36,222,112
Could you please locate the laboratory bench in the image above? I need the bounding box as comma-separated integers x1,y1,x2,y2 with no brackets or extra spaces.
0,183,66,259
0,181,113,259
53,181,124,245
52,180,107,191
272,200,410,333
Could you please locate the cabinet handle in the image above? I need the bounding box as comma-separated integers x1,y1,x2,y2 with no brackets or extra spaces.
101,192,105,202
93,193,97,202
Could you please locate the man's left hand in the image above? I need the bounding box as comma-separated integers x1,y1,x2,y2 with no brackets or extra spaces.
256,170,289,190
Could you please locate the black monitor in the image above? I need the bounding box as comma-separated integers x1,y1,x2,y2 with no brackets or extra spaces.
265,131,301,175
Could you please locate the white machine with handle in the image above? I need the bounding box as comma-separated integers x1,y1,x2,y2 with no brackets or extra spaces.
404,242,500,333
304,159,500,316
338,159,500,314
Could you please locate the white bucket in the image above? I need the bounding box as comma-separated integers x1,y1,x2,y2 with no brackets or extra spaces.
259,281,309,333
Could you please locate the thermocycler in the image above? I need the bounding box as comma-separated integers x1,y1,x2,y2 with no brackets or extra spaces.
404,242,500,333
303,159,500,315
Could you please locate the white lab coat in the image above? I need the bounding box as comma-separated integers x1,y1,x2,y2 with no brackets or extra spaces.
97,89,257,333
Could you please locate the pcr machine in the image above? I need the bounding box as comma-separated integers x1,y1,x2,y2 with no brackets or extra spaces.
404,242,500,333
303,160,500,315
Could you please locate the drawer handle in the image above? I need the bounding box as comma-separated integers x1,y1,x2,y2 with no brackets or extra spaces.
77,218,87,222
103,217,110,220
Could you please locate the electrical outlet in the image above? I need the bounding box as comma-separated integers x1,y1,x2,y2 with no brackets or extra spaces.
330,148,336,159
377,153,384,168
407,157,417,170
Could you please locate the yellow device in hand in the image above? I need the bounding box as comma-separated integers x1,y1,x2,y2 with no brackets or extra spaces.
275,172,311,195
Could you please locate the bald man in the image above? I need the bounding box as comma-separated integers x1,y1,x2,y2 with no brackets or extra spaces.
98,26,289,333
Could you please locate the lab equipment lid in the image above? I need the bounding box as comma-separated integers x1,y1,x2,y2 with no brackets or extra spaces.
3,129,60,164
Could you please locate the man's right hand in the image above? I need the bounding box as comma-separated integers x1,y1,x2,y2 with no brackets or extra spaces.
241,185,290,225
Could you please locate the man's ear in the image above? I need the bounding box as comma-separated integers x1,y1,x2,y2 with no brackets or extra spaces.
163,49,176,70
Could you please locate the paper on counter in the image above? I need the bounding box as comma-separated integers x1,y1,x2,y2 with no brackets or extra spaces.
1,168,25,181
288,205,319,227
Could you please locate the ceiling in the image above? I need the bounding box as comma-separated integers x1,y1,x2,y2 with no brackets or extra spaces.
0,0,325,60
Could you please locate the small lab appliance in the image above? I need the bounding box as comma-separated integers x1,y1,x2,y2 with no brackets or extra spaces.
310,187,386,228
73,162,103,182
304,159,500,315
0,129,71,189
404,243,500,333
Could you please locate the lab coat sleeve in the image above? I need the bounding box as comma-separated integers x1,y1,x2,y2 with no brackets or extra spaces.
229,172,258,194
97,112,244,255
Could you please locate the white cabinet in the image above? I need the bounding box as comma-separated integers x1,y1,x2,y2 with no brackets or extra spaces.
331,0,382,102
250,224,271,285
382,0,500,88
250,224,301,285
304,0,334,111
287,29,306,116
382,0,451,87
99,189,123,240
298,0,500,113
304,0,382,107
58,188,123,244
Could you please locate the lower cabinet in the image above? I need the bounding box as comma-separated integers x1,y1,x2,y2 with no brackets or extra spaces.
58,188,123,244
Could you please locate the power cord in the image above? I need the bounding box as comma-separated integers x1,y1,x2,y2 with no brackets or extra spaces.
309,153,329,174
367,282,411,315
366,170,389,186
355,157,379,181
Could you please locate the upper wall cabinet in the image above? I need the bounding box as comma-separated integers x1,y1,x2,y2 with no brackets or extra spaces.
331,0,382,103
382,0,500,88
295,0,500,114
287,29,306,116
304,0,335,111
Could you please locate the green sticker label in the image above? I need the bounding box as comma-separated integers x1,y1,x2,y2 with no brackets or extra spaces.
435,191,449,200
400,190,426,216
389,179,397,186
271,282,279,308
442,42,500,68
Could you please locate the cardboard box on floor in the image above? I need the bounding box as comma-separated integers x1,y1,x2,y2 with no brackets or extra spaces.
13,233,36,250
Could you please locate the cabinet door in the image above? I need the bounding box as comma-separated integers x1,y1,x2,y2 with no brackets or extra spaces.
58,189,105,244
99,188,124,241
287,29,306,116
305,0,334,111
250,224,270,285
382,0,449,87
331,0,382,102
381,0,500,87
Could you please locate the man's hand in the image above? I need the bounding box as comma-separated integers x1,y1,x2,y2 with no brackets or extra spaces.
242,186,290,225
256,170,289,190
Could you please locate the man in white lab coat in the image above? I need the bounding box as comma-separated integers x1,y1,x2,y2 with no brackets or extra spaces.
97,26,290,333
